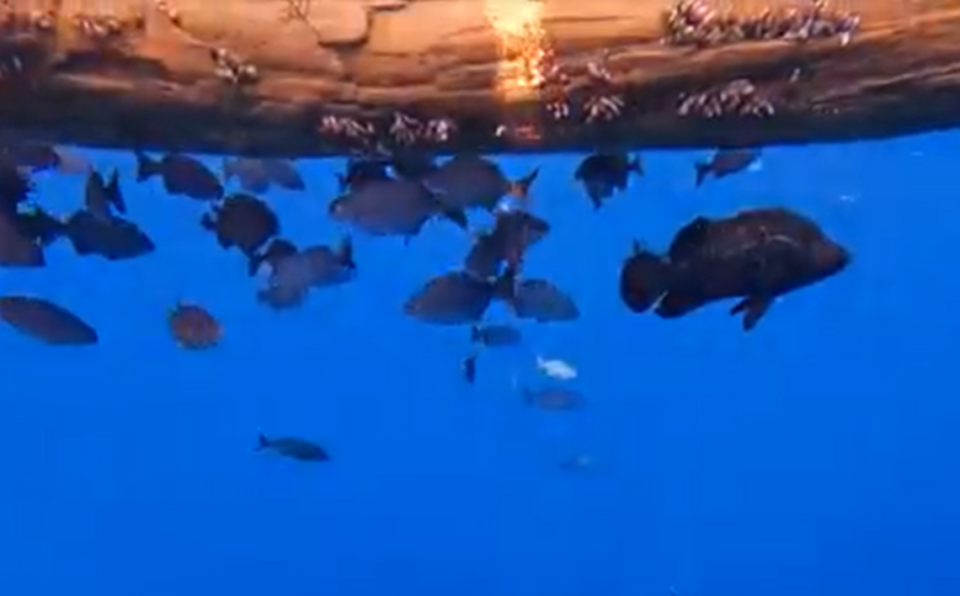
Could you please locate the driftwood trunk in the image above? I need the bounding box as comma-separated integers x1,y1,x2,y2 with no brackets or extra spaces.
0,0,958,157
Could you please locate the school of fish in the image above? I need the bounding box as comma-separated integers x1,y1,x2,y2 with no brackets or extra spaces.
0,144,850,463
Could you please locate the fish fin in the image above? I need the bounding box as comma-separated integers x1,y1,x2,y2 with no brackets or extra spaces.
730,295,772,331
694,162,711,187
134,151,157,182
221,157,235,181
247,252,264,277
441,207,469,230
461,353,478,384
199,212,216,231
336,173,347,192
508,168,540,202
337,236,355,269
254,433,270,451
470,325,480,343
629,157,644,176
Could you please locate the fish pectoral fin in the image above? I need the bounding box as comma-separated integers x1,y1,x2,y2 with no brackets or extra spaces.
730,295,772,331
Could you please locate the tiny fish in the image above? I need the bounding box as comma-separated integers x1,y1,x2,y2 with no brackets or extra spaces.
258,238,356,309
464,208,550,278
136,151,223,200
694,148,760,186
536,355,577,380
168,302,222,349
471,323,522,347
14,205,67,247
0,295,97,345
574,152,642,210
262,159,305,191
522,387,584,411
222,157,270,193
255,433,329,462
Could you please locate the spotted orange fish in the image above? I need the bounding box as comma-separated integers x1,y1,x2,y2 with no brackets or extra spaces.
167,302,222,349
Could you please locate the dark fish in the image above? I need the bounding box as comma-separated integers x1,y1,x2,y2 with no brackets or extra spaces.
248,237,298,276
619,207,850,330
0,209,44,267
695,148,760,186
574,152,643,209
422,154,538,211
135,151,223,200
337,158,390,192
258,237,356,309
461,352,478,384
14,205,67,247
168,302,222,349
391,153,438,181
471,323,522,347
0,295,97,345
0,157,33,214
200,193,279,257
464,208,550,278
262,159,305,191
404,267,578,325
522,387,584,411
404,271,498,325
255,433,329,462
0,142,60,172
222,157,270,193
223,158,305,193
64,210,155,261
85,168,126,218
329,177,465,240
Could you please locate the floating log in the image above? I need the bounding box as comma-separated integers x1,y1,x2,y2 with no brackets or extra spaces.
0,0,958,157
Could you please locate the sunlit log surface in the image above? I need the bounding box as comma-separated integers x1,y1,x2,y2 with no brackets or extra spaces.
0,0,957,157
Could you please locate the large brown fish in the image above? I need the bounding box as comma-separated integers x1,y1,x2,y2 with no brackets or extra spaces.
619,207,850,330
0,295,98,345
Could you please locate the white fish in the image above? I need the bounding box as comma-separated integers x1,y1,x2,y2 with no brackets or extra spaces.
536,355,577,380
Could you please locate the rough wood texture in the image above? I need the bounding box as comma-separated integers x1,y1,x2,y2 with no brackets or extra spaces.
0,0,957,157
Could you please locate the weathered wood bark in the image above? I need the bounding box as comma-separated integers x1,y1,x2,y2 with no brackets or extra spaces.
0,0,958,157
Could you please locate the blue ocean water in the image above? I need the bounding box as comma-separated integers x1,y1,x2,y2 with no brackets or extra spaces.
2,132,959,596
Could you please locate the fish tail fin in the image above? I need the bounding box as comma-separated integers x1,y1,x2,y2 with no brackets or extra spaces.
221,157,235,181
694,162,710,187
629,156,644,176
199,212,216,231
336,173,347,192
135,151,158,182
337,235,356,269
255,433,270,450
107,169,126,214
247,252,264,277
470,325,481,343
493,264,518,302
508,168,540,202
441,207,469,230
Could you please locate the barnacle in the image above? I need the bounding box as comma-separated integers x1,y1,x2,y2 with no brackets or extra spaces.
318,116,375,144
584,94,625,123
677,78,774,119
388,113,423,146
211,48,259,86
662,0,860,48
424,118,456,143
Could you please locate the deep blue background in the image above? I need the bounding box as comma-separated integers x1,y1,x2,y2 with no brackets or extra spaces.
2,133,958,596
